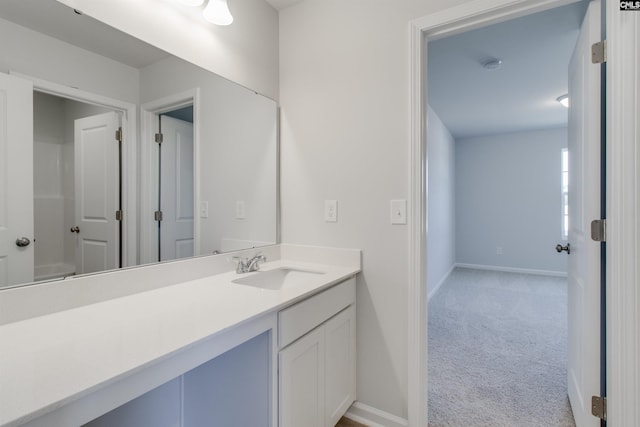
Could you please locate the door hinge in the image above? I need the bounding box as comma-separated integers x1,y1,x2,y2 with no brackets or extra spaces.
592,395,607,421
115,127,123,142
154,210,163,221
591,40,607,64
115,210,123,221
155,133,163,144
591,219,606,242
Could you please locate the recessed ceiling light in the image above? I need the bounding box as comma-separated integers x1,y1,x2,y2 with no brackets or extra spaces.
481,58,503,70
556,94,569,108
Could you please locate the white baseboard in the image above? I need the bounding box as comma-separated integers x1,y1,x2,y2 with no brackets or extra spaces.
455,263,568,277
344,401,409,427
427,264,455,301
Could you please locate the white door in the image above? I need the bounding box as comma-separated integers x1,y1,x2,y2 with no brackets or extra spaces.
74,112,120,275
160,116,194,261
0,73,34,287
567,1,602,426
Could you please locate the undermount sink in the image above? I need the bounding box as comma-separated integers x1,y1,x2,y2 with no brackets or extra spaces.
232,267,325,290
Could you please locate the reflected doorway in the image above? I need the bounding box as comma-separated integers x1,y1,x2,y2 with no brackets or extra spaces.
33,92,122,281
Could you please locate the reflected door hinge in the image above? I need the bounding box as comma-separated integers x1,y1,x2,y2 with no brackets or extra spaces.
115,127,123,142
154,210,163,221
155,133,163,144
592,395,607,421
591,40,607,64
591,219,607,242
115,210,123,221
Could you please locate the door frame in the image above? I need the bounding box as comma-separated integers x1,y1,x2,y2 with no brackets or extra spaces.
409,0,640,425
9,71,138,268
140,89,200,264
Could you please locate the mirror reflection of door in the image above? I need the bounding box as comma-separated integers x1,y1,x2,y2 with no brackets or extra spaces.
157,108,194,262
74,111,122,275
33,92,121,281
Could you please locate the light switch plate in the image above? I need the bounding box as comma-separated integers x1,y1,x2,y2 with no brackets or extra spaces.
325,200,338,222
236,200,245,219
200,201,209,218
390,199,407,224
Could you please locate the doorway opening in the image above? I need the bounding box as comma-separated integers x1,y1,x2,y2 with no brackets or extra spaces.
156,106,195,262
414,2,600,424
140,90,199,265
32,90,125,281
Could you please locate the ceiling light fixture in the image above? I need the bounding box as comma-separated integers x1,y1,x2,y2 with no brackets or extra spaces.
481,58,503,70
178,0,205,5
203,0,234,26
175,0,233,26
557,94,569,108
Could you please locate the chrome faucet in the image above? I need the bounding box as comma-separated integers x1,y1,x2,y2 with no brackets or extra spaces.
234,254,267,274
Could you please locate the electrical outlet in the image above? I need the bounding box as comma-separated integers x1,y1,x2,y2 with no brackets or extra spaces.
325,200,338,222
497,246,503,255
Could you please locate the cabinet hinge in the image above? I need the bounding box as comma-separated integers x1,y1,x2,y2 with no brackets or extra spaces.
154,210,163,221
115,127,123,142
591,219,606,242
591,395,607,421
155,133,163,144
591,40,607,64
115,210,123,221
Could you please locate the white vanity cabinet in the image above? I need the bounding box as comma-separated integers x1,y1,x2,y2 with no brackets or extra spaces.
278,277,356,427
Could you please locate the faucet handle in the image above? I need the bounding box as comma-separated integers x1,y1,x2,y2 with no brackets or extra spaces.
232,256,248,273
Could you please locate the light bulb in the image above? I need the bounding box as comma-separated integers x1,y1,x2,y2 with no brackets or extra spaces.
557,94,569,108
178,0,205,6
203,0,233,26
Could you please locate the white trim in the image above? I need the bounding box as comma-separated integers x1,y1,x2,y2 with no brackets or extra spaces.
344,402,409,427
407,17,428,427
427,264,455,301
140,89,200,264
605,3,640,426
455,263,568,278
10,71,138,268
409,0,595,425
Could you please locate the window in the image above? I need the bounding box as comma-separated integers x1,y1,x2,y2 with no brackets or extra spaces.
561,148,569,240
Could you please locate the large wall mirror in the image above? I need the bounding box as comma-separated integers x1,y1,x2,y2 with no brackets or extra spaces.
0,0,278,289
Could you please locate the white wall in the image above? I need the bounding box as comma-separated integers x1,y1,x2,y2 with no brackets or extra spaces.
427,107,456,297
56,0,279,101
140,56,278,256
455,128,568,274
0,17,139,104
33,93,67,270
279,0,468,419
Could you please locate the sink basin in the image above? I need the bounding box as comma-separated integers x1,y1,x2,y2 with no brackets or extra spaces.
232,267,325,290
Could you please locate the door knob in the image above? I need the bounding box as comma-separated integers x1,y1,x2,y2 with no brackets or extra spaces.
556,243,570,254
70,226,80,233
15,237,31,247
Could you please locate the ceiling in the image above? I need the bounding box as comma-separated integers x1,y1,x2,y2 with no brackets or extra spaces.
0,0,169,69
427,1,589,139
265,0,303,10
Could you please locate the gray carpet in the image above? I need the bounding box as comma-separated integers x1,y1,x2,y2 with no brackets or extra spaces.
428,268,576,427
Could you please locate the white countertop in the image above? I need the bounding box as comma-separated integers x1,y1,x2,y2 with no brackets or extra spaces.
0,256,359,427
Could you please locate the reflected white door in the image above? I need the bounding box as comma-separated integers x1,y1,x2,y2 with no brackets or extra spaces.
160,116,194,261
567,1,602,426
0,73,33,287
74,112,120,275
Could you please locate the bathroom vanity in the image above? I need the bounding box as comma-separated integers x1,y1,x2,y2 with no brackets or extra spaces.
0,244,360,427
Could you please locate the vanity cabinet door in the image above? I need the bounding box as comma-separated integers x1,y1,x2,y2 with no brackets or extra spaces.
279,325,325,427
325,305,356,427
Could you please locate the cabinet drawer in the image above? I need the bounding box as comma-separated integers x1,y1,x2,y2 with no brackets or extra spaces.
279,277,355,349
